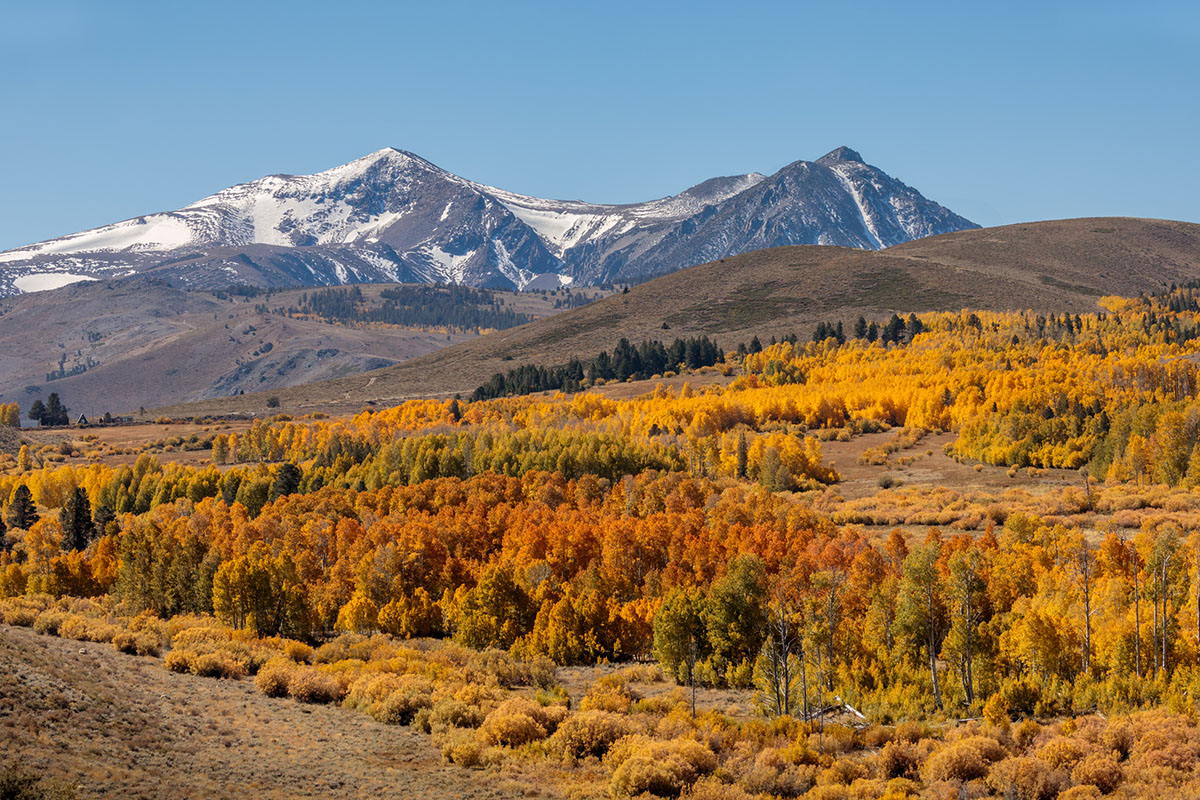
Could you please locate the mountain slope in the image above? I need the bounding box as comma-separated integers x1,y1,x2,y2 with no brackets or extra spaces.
0,278,589,416
0,147,976,294
155,217,1200,417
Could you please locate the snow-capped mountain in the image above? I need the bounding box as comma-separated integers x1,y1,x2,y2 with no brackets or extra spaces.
0,146,977,295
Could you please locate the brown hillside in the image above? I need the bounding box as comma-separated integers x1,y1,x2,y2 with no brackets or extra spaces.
157,217,1200,417
0,279,587,417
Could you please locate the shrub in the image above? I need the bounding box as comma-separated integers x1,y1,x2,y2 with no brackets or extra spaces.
922,742,987,782
282,640,314,663
427,697,485,731
288,667,344,703
957,734,1008,763
1037,736,1093,770
892,721,926,743
0,761,78,800
345,673,433,724
580,675,642,713
480,709,546,747
1100,720,1133,760
739,748,818,797
1070,752,1123,794
32,611,67,636
254,657,294,697
879,741,920,780
680,776,755,800
1,605,37,627
191,651,246,679
548,710,631,759
1014,719,1041,750
1059,786,1103,800
478,698,565,747
440,728,486,767
608,736,717,798
529,655,558,689
467,648,530,687
818,758,868,786
376,679,435,725
164,649,196,673
111,631,161,656
986,756,1068,800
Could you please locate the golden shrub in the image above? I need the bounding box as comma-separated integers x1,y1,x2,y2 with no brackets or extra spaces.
287,667,344,703
608,736,717,798
879,742,921,780
1059,786,1102,800
191,651,246,679
466,648,530,687
427,697,485,731
32,610,67,636
548,710,632,759
254,657,294,697
1099,720,1133,760
282,639,314,663
1036,736,1093,770
892,721,926,744
957,734,1008,764
479,709,547,747
164,648,196,673
111,630,161,656
680,776,754,800
580,675,642,713
529,654,558,689
1070,752,1123,794
440,728,486,767
1014,719,1041,750
922,742,987,783
985,756,1067,800
376,680,434,725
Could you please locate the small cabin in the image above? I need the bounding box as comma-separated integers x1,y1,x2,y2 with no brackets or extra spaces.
75,414,89,427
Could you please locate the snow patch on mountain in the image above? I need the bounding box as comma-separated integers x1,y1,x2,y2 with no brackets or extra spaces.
0,146,977,295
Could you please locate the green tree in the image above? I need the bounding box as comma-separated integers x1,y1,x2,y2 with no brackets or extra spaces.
59,486,94,551
897,541,948,710
942,546,987,705
43,393,69,426
653,586,710,684
269,462,303,500
5,485,38,530
704,554,768,685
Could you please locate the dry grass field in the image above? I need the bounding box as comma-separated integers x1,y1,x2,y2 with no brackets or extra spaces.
0,624,556,800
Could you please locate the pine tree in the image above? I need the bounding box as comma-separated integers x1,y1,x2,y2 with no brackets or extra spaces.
854,316,868,339
60,486,94,551
27,400,45,426
270,463,303,500
44,393,69,426
6,485,38,530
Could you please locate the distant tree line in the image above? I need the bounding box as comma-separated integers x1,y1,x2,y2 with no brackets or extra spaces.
472,336,724,401
288,286,534,332
735,312,927,356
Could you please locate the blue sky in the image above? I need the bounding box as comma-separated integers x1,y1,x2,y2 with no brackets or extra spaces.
1,0,1197,250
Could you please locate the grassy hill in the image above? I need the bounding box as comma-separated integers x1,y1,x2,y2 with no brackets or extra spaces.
0,278,599,418
151,217,1200,417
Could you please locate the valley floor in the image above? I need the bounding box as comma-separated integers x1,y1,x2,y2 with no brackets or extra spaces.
0,624,552,799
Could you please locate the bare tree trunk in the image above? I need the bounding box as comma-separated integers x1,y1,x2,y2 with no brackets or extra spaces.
1135,566,1142,678
928,580,943,711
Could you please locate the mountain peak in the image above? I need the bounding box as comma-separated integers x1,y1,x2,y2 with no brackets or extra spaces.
816,146,864,165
